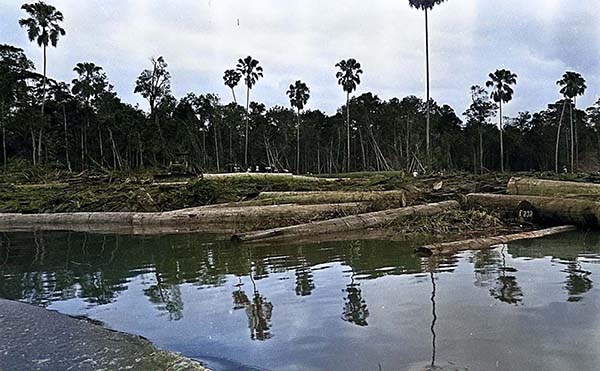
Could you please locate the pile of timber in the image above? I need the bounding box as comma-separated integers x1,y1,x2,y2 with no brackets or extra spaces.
231,201,459,243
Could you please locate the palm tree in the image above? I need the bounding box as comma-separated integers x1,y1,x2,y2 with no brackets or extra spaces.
556,71,586,173
223,69,241,104
236,56,263,167
336,58,363,172
19,1,65,164
409,0,447,163
486,69,517,172
286,80,310,174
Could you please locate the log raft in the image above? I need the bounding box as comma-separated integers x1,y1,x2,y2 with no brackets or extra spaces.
231,200,460,243
416,225,577,256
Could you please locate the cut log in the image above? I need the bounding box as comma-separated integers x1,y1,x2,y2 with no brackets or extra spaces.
134,203,368,225
508,177,600,197
253,191,407,206
416,225,577,256
0,203,369,227
466,193,600,227
231,200,460,243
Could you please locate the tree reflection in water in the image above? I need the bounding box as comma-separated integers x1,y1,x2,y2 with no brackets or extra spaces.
472,246,523,305
232,266,273,341
341,273,369,326
232,276,250,310
563,261,593,302
144,271,184,321
295,264,315,297
489,246,523,305
246,269,273,341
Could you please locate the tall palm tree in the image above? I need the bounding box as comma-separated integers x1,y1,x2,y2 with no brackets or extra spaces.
223,69,241,104
556,71,586,173
19,1,65,164
336,58,363,172
409,0,447,163
286,80,310,174
236,56,263,167
486,69,517,172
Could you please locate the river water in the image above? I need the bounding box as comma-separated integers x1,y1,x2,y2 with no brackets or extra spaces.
0,231,599,371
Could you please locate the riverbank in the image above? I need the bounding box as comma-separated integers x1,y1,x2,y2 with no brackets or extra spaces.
0,299,208,371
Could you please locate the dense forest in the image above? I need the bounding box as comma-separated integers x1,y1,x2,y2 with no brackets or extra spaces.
1,1,600,175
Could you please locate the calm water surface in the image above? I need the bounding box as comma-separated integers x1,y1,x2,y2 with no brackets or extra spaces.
1,231,599,371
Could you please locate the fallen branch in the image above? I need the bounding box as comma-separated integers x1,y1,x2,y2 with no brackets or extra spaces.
415,225,577,256
231,200,460,243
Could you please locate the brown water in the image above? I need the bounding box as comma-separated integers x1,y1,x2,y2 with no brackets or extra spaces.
0,231,599,370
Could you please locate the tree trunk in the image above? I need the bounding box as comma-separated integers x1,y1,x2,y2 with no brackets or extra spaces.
63,105,71,172
570,99,574,173
554,101,567,173
424,7,431,164
499,101,504,172
254,190,407,205
214,119,220,172
416,225,577,256
346,92,350,172
507,177,600,197
80,128,85,169
479,122,483,175
231,201,459,243
98,129,104,166
574,97,579,171
38,44,47,165
31,126,36,165
296,110,301,174
466,193,600,227
231,87,237,105
1,102,5,170
245,86,250,167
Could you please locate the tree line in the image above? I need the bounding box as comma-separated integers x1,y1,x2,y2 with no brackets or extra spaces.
1,1,599,174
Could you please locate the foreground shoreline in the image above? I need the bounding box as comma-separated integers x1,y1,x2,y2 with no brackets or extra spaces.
0,299,208,371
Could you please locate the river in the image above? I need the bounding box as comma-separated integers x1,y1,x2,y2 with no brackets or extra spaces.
0,231,598,370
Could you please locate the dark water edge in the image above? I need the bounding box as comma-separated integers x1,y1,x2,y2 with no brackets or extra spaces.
1,231,599,371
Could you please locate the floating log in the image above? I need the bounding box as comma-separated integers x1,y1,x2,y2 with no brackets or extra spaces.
466,193,600,226
231,200,460,243
0,203,368,228
416,225,577,256
507,177,600,197
253,191,407,206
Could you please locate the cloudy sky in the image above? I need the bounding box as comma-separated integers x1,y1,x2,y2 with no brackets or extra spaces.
1,0,599,117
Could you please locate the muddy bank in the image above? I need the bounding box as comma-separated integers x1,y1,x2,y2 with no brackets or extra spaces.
0,299,207,371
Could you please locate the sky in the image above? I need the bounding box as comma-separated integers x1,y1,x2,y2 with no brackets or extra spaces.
1,0,599,117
